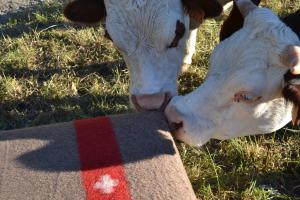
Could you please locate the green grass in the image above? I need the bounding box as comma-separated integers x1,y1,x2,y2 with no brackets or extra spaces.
0,1,299,199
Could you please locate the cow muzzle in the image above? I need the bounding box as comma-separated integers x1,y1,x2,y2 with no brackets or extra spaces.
131,92,172,111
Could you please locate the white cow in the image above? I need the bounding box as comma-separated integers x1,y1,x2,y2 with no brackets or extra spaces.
165,0,300,146
63,0,227,111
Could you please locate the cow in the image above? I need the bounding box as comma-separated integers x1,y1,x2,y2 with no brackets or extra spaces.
165,0,300,146
63,0,229,111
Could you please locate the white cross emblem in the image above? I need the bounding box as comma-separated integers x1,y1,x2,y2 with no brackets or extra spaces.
93,174,119,194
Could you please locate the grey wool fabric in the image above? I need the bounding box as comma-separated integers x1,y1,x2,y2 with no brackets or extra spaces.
0,112,197,200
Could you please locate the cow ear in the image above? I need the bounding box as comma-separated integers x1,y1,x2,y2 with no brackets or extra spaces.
64,0,106,24
282,71,300,126
220,0,261,41
181,0,223,23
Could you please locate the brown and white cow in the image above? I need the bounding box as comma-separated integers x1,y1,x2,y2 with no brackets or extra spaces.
63,0,228,111
165,0,300,146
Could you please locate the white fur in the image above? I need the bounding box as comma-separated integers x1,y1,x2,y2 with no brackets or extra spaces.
166,4,300,146
183,29,198,65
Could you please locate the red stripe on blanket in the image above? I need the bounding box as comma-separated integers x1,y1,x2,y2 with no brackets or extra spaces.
74,117,132,200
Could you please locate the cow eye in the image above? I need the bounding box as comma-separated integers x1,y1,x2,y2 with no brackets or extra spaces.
167,20,186,48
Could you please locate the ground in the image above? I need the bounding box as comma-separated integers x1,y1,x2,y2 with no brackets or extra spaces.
0,0,299,199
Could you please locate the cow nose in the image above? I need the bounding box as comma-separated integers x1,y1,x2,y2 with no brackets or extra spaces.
164,104,184,131
131,92,172,111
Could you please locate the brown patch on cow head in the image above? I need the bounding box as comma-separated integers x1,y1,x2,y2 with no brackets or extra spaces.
220,0,261,41
181,0,223,24
64,0,106,24
282,71,300,126
168,21,186,48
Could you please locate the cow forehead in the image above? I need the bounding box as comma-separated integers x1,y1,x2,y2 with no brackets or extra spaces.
105,0,185,35
105,0,183,13
211,8,299,75
104,0,186,54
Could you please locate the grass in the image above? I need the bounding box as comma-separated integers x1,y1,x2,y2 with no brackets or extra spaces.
0,1,299,199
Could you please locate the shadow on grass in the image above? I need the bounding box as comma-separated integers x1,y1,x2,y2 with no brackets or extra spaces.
257,168,300,198
0,21,66,38
2,60,126,83
0,58,128,130
0,92,131,130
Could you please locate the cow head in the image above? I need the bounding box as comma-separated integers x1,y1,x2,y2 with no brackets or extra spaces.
63,0,222,111
165,0,300,146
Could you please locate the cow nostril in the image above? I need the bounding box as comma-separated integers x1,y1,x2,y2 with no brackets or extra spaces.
170,122,183,132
